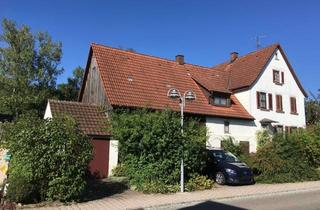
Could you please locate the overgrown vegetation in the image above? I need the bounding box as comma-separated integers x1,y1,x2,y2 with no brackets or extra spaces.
256,129,272,149
249,126,320,183
220,136,242,156
110,109,211,193
0,115,92,203
220,127,320,183
306,89,320,125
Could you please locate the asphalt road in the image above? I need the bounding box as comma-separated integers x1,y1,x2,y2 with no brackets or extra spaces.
172,189,320,210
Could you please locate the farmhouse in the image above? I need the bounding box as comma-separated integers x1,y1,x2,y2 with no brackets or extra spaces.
45,43,307,177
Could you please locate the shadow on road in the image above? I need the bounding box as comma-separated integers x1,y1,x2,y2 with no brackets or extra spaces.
178,201,248,210
80,177,129,202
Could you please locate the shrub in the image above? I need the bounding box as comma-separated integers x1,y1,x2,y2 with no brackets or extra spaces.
6,160,39,203
256,129,272,149
1,114,92,203
111,164,127,177
185,174,214,192
111,109,207,193
252,128,320,183
220,136,242,156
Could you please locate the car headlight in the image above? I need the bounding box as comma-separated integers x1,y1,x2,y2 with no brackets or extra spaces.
225,168,237,175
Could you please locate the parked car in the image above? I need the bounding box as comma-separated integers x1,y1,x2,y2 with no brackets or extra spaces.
206,148,254,185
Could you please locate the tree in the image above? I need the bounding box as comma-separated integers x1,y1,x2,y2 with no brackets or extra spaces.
306,89,320,125
0,19,63,117
57,66,84,101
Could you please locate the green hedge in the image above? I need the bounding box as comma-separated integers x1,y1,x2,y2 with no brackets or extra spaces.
1,114,92,203
110,109,209,193
252,125,320,183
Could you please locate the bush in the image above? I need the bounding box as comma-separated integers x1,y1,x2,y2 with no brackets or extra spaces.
252,126,320,183
1,114,92,203
111,109,207,193
221,136,242,156
185,174,214,192
111,164,127,177
6,160,39,203
256,129,272,149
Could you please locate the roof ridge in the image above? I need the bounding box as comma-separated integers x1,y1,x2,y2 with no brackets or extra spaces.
211,43,279,69
91,43,215,71
48,99,101,107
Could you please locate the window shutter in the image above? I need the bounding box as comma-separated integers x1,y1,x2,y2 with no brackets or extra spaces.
280,95,283,111
276,95,279,111
290,97,297,113
281,72,284,84
256,91,260,109
273,71,276,82
290,97,294,113
268,93,273,110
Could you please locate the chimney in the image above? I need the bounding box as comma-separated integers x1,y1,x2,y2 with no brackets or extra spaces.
175,55,184,65
230,52,238,62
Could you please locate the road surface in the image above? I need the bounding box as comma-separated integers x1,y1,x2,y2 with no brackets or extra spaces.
172,189,320,210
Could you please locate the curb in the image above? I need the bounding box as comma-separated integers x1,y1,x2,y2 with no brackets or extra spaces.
141,186,320,210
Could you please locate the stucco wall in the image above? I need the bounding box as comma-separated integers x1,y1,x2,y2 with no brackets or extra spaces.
108,140,119,176
206,117,257,152
208,49,306,153
235,48,306,130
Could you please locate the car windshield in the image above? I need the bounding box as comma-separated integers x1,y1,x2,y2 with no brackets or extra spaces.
212,150,240,163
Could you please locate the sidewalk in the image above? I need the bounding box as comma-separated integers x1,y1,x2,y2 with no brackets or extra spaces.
32,181,320,210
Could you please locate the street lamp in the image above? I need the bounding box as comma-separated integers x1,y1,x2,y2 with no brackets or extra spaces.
167,88,196,192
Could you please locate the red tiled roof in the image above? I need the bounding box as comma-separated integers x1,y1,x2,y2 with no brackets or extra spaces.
86,44,254,120
211,44,307,96
49,100,109,137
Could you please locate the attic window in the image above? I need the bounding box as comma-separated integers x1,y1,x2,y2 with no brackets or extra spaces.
275,52,279,60
212,95,231,107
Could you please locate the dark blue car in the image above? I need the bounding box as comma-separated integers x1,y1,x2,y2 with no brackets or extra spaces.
206,148,255,185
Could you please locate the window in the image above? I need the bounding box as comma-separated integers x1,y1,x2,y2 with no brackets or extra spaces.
276,125,283,133
268,93,273,110
213,96,230,107
290,97,297,114
273,70,284,85
276,94,283,112
273,70,280,84
224,121,230,134
256,92,267,109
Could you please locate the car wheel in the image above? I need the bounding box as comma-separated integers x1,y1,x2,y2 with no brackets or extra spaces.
215,172,226,185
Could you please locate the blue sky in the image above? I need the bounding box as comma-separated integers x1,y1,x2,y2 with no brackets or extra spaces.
1,0,319,95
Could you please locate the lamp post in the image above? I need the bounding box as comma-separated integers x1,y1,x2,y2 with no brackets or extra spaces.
167,88,196,192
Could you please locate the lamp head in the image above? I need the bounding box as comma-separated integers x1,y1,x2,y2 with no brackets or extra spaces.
167,88,181,99
185,90,196,101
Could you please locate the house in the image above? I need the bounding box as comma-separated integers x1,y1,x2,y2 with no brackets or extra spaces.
45,43,306,176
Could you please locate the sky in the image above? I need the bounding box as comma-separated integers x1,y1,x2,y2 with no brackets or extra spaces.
1,0,319,95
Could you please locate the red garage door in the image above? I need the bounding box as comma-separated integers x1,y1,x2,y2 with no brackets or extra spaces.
89,139,109,178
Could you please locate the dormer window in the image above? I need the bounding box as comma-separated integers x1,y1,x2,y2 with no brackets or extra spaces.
212,93,231,107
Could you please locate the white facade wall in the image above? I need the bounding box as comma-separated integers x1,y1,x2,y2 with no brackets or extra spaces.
207,49,306,153
108,140,119,176
44,102,52,119
235,49,306,130
206,117,257,152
